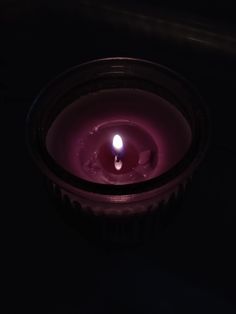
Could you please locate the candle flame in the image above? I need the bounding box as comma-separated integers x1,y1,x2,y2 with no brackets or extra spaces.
112,134,123,151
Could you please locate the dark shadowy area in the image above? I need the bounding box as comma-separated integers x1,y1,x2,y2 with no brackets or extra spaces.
2,1,236,313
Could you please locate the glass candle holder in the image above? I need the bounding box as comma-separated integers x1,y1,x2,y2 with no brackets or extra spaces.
26,58,209,241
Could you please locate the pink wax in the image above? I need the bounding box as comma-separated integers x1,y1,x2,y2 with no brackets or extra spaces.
46,88,192,185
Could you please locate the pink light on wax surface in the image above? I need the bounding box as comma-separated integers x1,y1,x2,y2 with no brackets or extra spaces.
46,89,192,184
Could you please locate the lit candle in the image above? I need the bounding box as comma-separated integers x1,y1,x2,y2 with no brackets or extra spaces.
27,58,208,223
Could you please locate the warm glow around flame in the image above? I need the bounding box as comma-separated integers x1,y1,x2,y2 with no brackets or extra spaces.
112,134,123,151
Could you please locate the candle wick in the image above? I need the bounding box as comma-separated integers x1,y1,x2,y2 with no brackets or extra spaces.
115,155,120,162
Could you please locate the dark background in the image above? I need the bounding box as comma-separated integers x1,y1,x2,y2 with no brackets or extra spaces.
2,1,236,313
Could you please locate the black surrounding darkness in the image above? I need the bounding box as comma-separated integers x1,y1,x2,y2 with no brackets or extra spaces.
2,1,236,313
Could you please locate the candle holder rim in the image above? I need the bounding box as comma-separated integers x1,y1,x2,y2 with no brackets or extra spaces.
26,57,210,196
